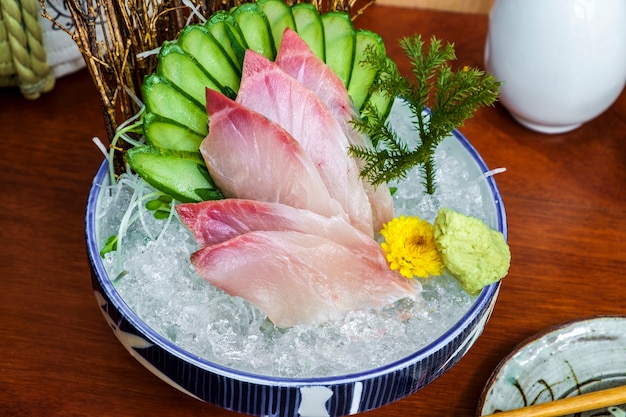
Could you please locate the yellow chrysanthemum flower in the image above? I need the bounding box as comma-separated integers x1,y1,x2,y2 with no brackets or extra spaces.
380,215,443,279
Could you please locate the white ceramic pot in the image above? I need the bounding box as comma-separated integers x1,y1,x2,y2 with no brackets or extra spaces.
485,0,626,134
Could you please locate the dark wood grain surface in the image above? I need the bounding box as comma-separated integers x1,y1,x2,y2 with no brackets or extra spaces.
2,5,625,416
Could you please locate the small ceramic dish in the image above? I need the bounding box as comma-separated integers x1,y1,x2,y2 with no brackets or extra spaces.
477,315,626,417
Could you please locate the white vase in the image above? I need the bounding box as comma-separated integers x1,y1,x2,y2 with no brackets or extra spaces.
485,0,626,134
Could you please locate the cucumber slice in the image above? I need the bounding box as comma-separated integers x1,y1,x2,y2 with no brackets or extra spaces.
143,112,205,152
126,146,223,203
363,57,397,121
205,11,247,72
232,3,276,59
156,41,221,108
364,88,393,122
142,74,207,136
134,4,403,202
349,29,386,110
257,0,295,51
291,2,325,60
321,12,355,87
177,25,240,96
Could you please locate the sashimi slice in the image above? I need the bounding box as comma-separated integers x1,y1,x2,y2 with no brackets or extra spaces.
275,28,357,131
190,230,420,328
275,28,394,233
201,89,346,220
177,198,381,255
236,49,374,236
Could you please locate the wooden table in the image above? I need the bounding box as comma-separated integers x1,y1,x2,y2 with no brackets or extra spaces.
2,5,625,417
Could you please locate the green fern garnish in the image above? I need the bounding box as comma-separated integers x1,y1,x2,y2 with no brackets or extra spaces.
350,35,501,194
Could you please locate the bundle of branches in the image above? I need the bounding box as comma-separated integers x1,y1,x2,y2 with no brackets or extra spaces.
39,0,364,173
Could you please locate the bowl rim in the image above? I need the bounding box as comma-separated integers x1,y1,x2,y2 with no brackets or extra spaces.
86,126,507,386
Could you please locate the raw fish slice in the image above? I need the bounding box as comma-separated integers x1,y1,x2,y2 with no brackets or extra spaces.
236,49,374,236
275,28,357,133
275,28,394,233
190,230,420,328
202,89,346,219
176,198,381,256
177,199,396,296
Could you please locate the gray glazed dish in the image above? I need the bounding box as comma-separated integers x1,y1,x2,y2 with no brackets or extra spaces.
86,125,507,417
478,316,626,417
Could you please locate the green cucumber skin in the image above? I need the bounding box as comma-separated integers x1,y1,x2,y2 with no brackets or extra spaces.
232,3,276,60
257,0,296,52
205,11,248,72
291,2,325,61
142,74,208,136
177,25,241,95
321,12,356,88
349,30,386,111
144,112,205,152
156,41,221,108
126,146,222,203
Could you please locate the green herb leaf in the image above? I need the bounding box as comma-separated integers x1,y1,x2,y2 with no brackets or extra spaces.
145,199,163,211
153,208,171,220
100,235,118,258
350,35,501,194
145,193,175,220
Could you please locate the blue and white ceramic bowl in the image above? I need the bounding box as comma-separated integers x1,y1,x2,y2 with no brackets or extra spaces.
478,316,626,417
85,123,507,417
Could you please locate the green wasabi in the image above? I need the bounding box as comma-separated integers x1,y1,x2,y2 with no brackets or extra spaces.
434,208,510,295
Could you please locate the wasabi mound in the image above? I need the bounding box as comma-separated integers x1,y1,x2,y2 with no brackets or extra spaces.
434,208,510,295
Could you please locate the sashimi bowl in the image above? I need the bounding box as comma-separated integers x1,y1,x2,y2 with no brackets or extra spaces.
85,98,507,417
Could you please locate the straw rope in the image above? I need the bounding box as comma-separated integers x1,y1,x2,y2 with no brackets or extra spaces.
0,0,54,99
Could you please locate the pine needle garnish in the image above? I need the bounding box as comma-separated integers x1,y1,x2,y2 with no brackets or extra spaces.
350,35,501,194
